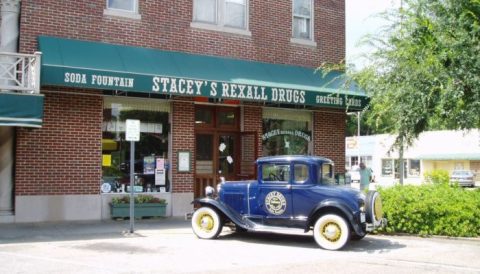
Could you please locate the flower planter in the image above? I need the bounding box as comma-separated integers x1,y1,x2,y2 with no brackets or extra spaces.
110,203,167,219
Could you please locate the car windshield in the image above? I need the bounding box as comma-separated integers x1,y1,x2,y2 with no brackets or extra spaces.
452,171,471,176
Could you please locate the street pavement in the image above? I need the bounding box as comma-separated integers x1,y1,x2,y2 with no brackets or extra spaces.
1,218,479,274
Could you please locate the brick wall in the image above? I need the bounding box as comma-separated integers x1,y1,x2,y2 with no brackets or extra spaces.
313,110,346,174
171,100,195,193
15,90,103,195
18,0,344,67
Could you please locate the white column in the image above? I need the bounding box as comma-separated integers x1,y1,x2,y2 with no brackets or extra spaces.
0,0,20,53
0,127,14,215
0,0,20,216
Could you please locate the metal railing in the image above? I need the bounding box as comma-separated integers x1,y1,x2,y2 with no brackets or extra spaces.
0,51,41,94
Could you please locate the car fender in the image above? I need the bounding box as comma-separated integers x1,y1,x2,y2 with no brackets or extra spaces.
192,198,253,230
307,199,365,236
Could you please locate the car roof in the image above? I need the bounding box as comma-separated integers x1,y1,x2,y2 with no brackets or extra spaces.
257,155,333,165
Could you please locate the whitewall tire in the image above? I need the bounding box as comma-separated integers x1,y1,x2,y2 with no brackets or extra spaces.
313,214,350,250
191,207,223,239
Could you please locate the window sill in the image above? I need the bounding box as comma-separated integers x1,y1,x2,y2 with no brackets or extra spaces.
290,38,317,48
190,22,252,37
103,9,141,20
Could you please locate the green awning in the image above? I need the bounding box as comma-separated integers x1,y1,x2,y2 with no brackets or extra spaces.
39,36,367,110
0,93,44,127
418,153,480,160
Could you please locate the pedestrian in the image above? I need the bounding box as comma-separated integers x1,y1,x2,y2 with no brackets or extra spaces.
359,162,373,192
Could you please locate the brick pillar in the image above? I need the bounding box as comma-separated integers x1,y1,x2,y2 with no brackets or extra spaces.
171,100,195,193
313,110,346,173
242,105,263,157
170,100,195,216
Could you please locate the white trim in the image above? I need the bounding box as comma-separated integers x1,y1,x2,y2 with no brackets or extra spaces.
0,117,42,122
103,8,141,20
290,37,317,47
190,22,252,36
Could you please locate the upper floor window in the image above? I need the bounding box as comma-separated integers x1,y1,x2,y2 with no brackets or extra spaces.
105,0,140,19
292,0,313,41
193,0,248,30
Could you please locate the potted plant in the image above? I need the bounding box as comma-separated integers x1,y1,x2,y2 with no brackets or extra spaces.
110,194,167,219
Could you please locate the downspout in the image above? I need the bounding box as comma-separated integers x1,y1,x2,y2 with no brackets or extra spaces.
0,0,21,218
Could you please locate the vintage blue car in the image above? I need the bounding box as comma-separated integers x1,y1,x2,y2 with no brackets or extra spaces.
191,155,386,250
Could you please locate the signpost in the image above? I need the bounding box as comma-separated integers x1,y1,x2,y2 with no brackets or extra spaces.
125,119,140,233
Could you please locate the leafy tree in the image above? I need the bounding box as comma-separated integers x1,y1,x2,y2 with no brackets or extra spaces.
333,0,480,183
350,0,480,145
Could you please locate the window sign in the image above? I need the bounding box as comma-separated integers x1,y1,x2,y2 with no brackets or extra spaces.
178,151,191,172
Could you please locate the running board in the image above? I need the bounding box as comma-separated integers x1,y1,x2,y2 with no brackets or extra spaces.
247,224,306,235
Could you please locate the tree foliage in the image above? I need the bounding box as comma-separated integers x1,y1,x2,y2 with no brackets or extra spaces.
346,0,480,144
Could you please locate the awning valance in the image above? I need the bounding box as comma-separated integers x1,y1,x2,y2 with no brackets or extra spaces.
39,36,367,110
418,153,480,161
0,93,44,127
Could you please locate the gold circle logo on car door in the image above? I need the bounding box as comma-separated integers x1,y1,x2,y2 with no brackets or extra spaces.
265,191,287,215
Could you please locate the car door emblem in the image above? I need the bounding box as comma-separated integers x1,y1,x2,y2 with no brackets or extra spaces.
265,191,287,215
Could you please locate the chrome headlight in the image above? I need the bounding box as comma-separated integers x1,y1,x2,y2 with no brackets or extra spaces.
205,186,215,197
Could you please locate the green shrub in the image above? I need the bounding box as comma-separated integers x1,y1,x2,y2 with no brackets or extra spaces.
111,195,166,205
423,169,450,186
377,184,480,237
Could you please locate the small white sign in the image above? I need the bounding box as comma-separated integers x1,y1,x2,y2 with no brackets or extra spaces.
125,119,140,141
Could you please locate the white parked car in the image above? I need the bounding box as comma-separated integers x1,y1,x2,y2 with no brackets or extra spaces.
348,165,360,183
450,170,475,187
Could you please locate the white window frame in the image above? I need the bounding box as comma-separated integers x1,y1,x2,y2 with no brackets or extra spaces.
191,0,251,36
104,0,141,20
290,0,316,47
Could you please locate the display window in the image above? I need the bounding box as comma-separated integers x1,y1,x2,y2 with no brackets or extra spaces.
381,158,420,178
262,108,312,156
101,97,171,193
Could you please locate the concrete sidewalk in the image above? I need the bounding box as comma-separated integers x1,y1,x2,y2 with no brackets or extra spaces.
0,217,191,244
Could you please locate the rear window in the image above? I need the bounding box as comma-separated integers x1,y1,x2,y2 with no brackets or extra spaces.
452,171,471,176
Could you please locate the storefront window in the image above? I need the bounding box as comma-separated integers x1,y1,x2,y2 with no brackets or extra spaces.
382,159,393,176
262,108,312,156
102,97,170,193
408,159,420,177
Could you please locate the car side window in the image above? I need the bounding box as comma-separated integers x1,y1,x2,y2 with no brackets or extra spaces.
262,163,290,183
319,164,335,185
294,164,308,183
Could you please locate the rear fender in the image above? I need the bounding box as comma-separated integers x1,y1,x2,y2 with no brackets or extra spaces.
307,199,365,236
192,198,252,229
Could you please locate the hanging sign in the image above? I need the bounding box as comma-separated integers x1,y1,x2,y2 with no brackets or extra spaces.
125,119,140,141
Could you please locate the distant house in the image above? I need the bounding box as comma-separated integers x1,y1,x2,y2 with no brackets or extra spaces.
345,130,480,186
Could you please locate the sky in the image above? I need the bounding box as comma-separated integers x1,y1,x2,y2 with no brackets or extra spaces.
346,0,401,70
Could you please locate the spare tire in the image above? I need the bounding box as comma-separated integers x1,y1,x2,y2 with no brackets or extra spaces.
365,191,384,224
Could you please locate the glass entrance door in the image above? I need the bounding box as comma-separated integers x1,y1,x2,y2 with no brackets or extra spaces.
218,133,237,180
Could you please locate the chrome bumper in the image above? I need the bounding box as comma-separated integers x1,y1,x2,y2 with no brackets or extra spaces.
366,218,387,232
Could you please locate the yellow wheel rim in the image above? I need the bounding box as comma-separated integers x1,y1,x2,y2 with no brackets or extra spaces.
321,222,341,242
196,213,214,232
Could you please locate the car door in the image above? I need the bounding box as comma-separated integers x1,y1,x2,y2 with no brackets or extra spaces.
257,161,293,226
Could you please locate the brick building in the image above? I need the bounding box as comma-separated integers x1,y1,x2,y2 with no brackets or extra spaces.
0,0,366,222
